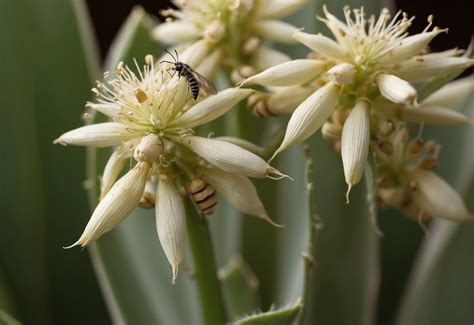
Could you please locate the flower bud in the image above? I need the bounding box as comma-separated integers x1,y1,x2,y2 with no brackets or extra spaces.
327,63,356,85
321,121,342,141
204,19,226,43
231,65,256,84
134,133,163,163
376,73,417,105
247,93,274,118
242,37,261,54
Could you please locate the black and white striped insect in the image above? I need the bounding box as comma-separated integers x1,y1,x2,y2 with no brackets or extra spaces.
160,49,217,100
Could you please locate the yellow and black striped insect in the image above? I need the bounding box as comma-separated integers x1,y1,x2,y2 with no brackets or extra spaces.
161,49,217,100
189,177,217,215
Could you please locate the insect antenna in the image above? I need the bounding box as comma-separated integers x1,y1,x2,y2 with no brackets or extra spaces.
174,49,179,62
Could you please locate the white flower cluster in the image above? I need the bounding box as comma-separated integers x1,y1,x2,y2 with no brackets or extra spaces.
55,54,285,282
241,6,473,218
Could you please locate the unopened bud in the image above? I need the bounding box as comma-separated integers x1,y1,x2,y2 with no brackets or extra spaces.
376,73,417,105
243,37,261,54
139,191,155,209
327,63,356,85
377,139,393,156
377,119,394,136
248,93,274,118
231,65,256,84
134,133,163,163
408,138,424,154
378,187,406,208
204,19,226,43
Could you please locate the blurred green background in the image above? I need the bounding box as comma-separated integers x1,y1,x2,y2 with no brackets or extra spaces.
0,0,472,324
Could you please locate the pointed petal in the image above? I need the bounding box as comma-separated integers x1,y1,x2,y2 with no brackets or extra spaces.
251,46,290,71
257,0,308,19
408,170,473,222
172,88,253,128
66,162,151,248
178,39,212,68
272,82,340,158
86,102,120,118
378,28,447,65
152,21,201,44
422,75,474,108
253,20,298,44
197,167,282,226
54,122,142,147
376,73,417,105
293,31,347,61
155,175,187,283
387,55,474,82
242,59,326,87
179,136,285,179
341,100,371,200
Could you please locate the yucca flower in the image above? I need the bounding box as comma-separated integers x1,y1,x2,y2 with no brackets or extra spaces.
153,0,307,83
241,6,473,198
375,122,473,223
54,55,285,282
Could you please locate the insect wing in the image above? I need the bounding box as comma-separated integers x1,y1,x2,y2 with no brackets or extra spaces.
190,69,217,95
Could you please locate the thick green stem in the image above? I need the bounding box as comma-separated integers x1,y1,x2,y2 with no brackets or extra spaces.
299,145,319,325
185,197,228,324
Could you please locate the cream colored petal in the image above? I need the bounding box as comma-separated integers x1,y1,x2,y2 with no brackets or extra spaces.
152,21,201,44
54,122,142,147
272,82,340,158
378,103,472,126
341,100,370,201
155,176,187,283
422,75,474,108
320,5,351,49
376,73,417,105
101,150,126,199
251,46,290,71
66,162,151,248
293,31,347,61
408,170,473,222
214,137,264,156
172,88,254,128
377,29,447,65
242,59,325,87
195,48,222,80
197,167,282,226
267,86,314,115
179,136,285,179
86,102,120,118
388,55,474,82
257,0,307,19
253,20,298,44
179,39,212,68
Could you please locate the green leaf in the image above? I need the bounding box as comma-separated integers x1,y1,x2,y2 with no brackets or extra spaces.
234,299,302,325
394,91,474,325
219,256,260,319
274,136,380,325
0,309,21,325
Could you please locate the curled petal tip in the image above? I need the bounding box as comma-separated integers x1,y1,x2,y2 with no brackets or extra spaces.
345,184,352,204
171,264,179,284
261,214,285,228
266,166,292,181
63,240,83,249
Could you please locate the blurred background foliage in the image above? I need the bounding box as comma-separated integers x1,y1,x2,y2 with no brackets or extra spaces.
0,0,472,324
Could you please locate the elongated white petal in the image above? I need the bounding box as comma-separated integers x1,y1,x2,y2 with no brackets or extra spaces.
179,136,285,179
376,73,417,105
242,59,326,87
156,176,187,283
341,100,370,201
195,48,222,79
197,167,281,226
101,150,126,199
67,162,151,248
86,102,120,118
272,82,340,158
408,170,473,222
253,20,298,44
152,21,201,44
378,29,447,65
54,122,141,147
179,39,212,68
422,75,474,108
214,137,264,156
388,55,474,82
267,86,315,115
293,31,347,61
257,0,307,19
320,5,351,49
378,103,473,126
172,88,253,128
251,46,290,71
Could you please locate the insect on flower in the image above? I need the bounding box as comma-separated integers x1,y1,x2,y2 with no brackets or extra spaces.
160,49,217,100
